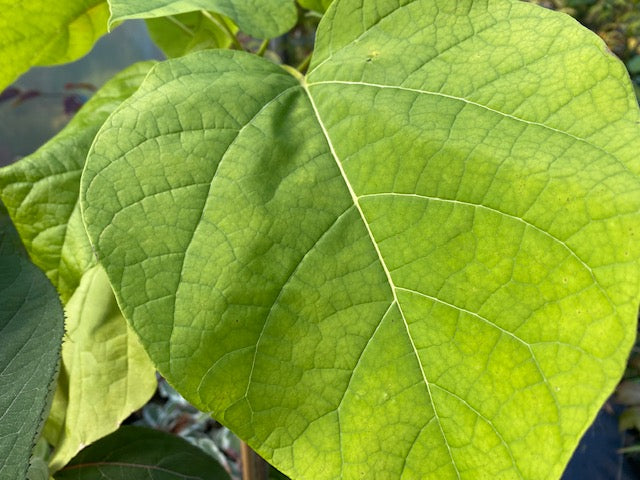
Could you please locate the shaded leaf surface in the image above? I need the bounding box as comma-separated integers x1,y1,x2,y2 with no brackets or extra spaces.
0,0,109,91
0,201,25,256
46,266,157,471
0,61,155,302
81,0,640,478
108,0,297,38
0,207,64,479
55,426,230,479
146,11,236,58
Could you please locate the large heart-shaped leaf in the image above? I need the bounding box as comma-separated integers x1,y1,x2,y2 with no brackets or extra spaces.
0,204,64,479
81,0,640,478
108,0,297,39
0,0,109,91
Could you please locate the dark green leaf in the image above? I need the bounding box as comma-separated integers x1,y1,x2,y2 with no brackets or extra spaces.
55,426,230,479
0,208,64,479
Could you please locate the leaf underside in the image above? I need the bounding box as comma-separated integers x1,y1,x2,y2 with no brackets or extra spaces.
81,0,640,478
297,0,333,13
46,265,157,471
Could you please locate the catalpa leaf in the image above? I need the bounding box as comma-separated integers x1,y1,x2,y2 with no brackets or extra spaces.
81,0,640,478
0,206,64,479
46,266,156,471
0,61,155,302
0,0,110,91
55,426,230,479
108,0,297,39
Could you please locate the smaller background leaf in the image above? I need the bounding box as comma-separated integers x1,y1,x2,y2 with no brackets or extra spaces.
0,61,155,302
108,0,297,39
146,11,236,58
55,426,231,480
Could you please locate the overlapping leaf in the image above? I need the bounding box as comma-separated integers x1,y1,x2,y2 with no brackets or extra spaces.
0,62,157,472
0,0,109,91
108,0,297,38
81,0,640,478
0,61,155,302
54,426,230,479
0,204,64,479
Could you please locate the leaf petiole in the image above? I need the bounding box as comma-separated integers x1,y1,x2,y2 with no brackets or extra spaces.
165,15,194,36
256,38,269,57
296,53,312,74
200,10,243,50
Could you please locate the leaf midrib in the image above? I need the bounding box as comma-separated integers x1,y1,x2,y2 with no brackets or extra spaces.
300,78,463,479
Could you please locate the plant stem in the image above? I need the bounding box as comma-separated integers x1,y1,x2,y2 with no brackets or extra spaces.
241,441,268,480
200,10,243,50
256,39,269,57
296,53,313,74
